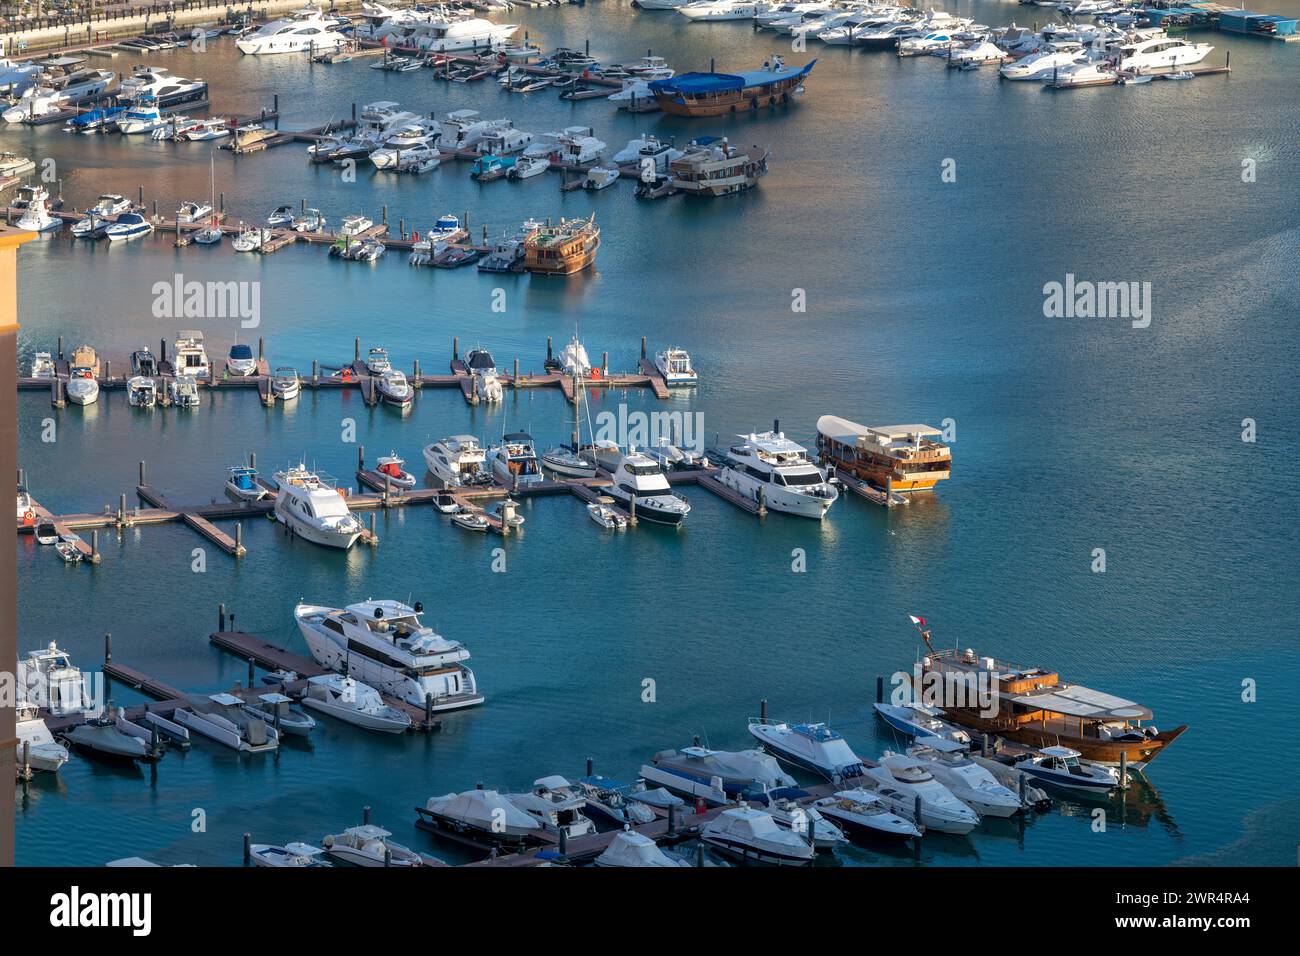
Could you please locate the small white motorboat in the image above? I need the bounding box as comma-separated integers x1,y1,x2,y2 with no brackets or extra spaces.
860,758,982,834
65,368,99,406
103,212,153,242
174,693,279,753
450,509,490,532
34,520,60,545
240,692,316,737
1014,746,1120,794
594,831,690,868
169,375,201,408
375,453,417,489
748,720,868,783
16,700,70,773
176,200,213,224
433,491,460,514
321,825,426,867
365,347,391,375
299,674,412,734
508,155,550,180
488,498,525,529
700,807,815,866
417,790,541,848
763,792,848,850
873,701,972,745
127,375,158,407
225,465,266,501
812,788,924,843
55,537,83,563
583,166,620,190
249,842,332,867
586,500,628,530
270,366,301,400
62,715,154,762
376,370,412,407
1161,70,1194,80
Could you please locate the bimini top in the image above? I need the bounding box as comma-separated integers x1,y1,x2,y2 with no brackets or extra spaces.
649,59,815,96
1011,684,1152,722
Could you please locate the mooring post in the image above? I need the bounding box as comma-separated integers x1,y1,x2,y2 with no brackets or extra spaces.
369,512,377,544
1119,751,1128,790
760,699,767,723
229,612,235,632
90,529,98,563
413,358,420,388
312,360,319,387
602,352,608,377
358,445,365,471
384,471,391,507
258,337,264,361
666,803,676,835
151,722,161,759
363,805,371,825
513,357,519,382
139,460,145,486
104,360,111,382
1019,772,1027,806
558,828,568,857
104,632,112,663
453,336,459,362
586,757,593,777
692,734,700,747
424,693,433,730
57,335,63,359
546,336,553,363
118,493,126,526
21,741,31,781
629,494,637,526
641,335,647,360
696,842,705,867
354,338,361,362
219,603,227,632
243,833,251,865
235,521,243,555
876,675,884,704
914,794,923,829
250,452,256,470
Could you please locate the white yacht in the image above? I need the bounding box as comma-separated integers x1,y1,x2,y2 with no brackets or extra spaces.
300,674,412,733
903,739,1023,817
249,843,331,868
717,429,838,519
507,776,598,841
440,109,496,150
380,13,518,52
236,7,349,55
423,435,491,486
116,101,168,135
1000,43,1091,80
677,1,765,22
748,721,867,783
294,599,484,711
15,197,62,233
322,825,425,867
365,346,391,375
606,452,691,525
271,366,301,400
490,431,545,487
30,351,56,378
127,375,158,407
595,831,690,868
377,369,413,408
654,347,698,386
272,464,365,549
474,120,535,156
418,789,540,847
1117,35,1212,72
861,757,982,834
117,65,207,107
641,746,794,804
168,375,200,408
701,807,815,866
173,331,211,380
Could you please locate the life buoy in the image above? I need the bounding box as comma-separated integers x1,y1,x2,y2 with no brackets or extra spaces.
590,367,600,380
23,510,36,525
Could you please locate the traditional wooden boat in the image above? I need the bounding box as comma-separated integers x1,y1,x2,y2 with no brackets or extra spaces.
647,56,815,117
523,214,600,275
816,416,952,493
910,629,1187,769
669,137,768,197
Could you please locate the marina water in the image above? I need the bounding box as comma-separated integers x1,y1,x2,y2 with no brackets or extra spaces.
10,3,1300,865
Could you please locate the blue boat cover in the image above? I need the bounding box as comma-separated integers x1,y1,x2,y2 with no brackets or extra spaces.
649,60,815,97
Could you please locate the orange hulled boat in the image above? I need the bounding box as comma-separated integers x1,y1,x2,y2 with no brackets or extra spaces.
523,214,599,276
816,416,952,493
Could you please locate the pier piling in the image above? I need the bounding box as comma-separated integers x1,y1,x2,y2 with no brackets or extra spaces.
586,757,593,776
104,632,112,663
243,833,251,865
219,603,226,632
363,806,371,825
760,699,768,723
876,676,884,703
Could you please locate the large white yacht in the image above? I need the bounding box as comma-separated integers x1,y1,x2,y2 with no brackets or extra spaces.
999,43,1091,80
489,431,545,487
423,435,491,486
272,464,365,549
376,11,518,52
677,1,765,22
655,347,697,387
606,452,691,525
236,7,350,55
19,642,101,717
117,66,208,107
294,599,484,711
1117,35,1212,72
717,428,838,519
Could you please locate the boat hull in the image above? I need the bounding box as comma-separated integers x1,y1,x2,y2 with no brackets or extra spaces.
937,714,1188,769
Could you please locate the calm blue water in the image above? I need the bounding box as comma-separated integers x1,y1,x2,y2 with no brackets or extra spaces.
9,3,1300,866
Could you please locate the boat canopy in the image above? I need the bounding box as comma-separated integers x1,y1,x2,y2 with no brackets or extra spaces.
817,415,942,446
649,72,746,95
1011,685,1152,721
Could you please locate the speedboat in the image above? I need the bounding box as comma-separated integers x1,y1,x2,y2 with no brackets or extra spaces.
586,500,627,530
168,375,201,408
249,843,331,867
292,208,327,233
417,790,540,847
873,701,973,745
605,452,691,525
594,832,689,868
903,739,1022,817
175,693,280,752
15,700,70,773
30,352,56,378
322,825,425,867
717,429,838,519
508,155,549,180
272,464,365,549
375,453,416,489
225,343,257,377
294,599,483,711
423,435,491,486
18,642,99,716
762,789,847,850
507,776,598,841
239,692,316,737
271,367,300,400
1117,35,1212,73
999,43,1090,80
364,346,391,375
266,204,296,228
35,520,60,545
225,465,266,501
116,101,167,135
127,376,157,408
65,367,99,406
571,775,660,830
860,757,981,834
377,369,413,408
747,720,867,783
15,197,63,233
700,807,815,866
176,200,213,225
130,348,157,376
63,715,155,762
489,431,545,487
1014,746,1120,794
640,746,795,805
655,347,697,386
583,167,620,191
300,674,412,733
450,510,490,532
677,1,766,22
812,789,923,843
104,213,153,241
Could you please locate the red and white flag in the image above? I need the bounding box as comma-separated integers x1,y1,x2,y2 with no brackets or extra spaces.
909,615,926,627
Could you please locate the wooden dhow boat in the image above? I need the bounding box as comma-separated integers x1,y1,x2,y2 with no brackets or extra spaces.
523,214,600,276
908,622,1186,770
647,55,815,117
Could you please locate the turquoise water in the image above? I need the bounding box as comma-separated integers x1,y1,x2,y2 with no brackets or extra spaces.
10,3,1300,866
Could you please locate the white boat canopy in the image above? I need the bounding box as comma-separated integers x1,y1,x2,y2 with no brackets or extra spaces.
1011,684,1152,721
816,415,943,448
